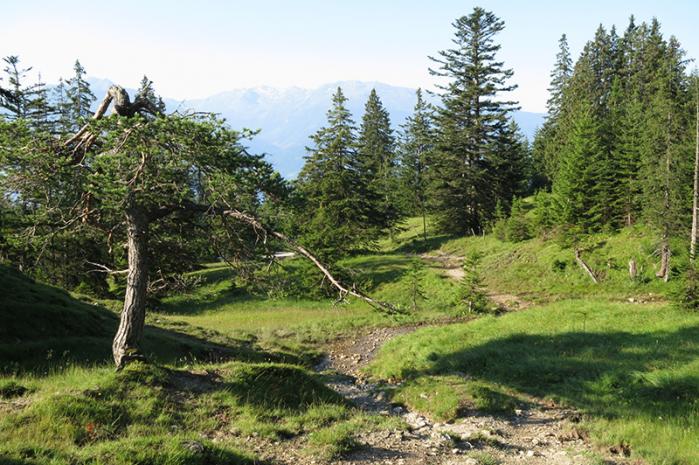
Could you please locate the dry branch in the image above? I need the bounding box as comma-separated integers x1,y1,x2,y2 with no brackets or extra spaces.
574,249,598,284
221,208,403,314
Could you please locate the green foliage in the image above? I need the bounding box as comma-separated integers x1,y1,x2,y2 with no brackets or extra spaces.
397,88,433,222
357,88,401,233
429,7,522,235
296,87,383,259
0,380,28,399
457,252,491,314
492,198,532,242
406,258,426,311
675,263,699,312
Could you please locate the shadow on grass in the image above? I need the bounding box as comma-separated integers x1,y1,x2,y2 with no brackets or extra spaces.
0,304,309,375
402,326,699,421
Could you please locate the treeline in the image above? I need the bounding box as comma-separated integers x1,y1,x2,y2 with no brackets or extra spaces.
294,8,531,259
533,17,698,280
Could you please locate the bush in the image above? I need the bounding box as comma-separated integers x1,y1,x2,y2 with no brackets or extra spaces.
676,264,699,311
456,252,492,314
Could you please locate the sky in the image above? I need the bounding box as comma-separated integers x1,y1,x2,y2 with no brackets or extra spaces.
3,0,699,113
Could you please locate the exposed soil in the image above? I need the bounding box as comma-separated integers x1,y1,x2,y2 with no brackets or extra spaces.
421,252,532,311
310,325,636,465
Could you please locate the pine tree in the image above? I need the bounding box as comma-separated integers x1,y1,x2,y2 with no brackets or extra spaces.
296,87,380,259
135,75,166,114
533,34,573,185
53,78,72,135
458,252,490,314
547,34,573,119
552,99,607,230
428,7,519,235
0,56,51,126
65,60,95,131
397,88,434,241
406,257,426,311
357,89,400,234
490,118,531,214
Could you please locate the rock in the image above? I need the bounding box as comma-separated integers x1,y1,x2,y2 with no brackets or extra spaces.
182,440,206,454
526,450,535,457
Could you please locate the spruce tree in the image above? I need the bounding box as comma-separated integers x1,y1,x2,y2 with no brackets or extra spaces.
428,7,519,235
136,75,166,114
490,119,531,214
533,34,573,185
0,56,52,127
552,99,607,230
357,89,400,234
65,60,95,131
296,87,380,259
397,88,434,241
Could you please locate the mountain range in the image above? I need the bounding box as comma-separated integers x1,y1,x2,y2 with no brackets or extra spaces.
87,79,545,178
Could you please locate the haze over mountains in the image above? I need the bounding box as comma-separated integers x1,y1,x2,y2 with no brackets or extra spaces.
88,79,544,177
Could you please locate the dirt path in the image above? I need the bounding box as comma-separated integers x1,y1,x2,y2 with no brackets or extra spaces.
421,252,532,311
315,325,629,465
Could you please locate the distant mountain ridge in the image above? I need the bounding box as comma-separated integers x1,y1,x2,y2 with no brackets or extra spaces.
86,79,544,178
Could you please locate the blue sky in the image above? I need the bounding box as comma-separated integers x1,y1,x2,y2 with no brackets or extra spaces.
3,0,699,112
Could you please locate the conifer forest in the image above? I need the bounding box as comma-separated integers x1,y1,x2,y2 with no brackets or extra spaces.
1,5,698,465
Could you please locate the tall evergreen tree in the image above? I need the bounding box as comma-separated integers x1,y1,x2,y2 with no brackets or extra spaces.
533,34,573,186
547,34,573,119
296,87,380,259
135,75,166,114
490,119,531,212
552,99,607,230
397,88,434,241
0,56,52,128
64,60,95,131
357,89,400,234
428,7,519,235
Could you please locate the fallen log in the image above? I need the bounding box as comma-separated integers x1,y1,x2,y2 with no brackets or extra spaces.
575,249,598,284
222,208,403,315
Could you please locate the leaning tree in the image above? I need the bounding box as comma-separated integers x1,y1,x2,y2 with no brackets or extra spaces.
0,83,397,369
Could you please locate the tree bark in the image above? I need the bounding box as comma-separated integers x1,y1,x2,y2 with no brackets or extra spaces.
574,249,598,284
422,208,428,244
112,207,149,369
657,236,670,282
691,82,699,262
657,114,672,282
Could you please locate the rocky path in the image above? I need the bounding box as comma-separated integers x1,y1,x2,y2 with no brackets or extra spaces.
315,325,630,465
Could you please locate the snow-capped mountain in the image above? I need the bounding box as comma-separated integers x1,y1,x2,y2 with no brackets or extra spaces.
87,79,544,178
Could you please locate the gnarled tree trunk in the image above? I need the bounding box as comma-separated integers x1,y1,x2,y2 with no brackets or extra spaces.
113,207,149,369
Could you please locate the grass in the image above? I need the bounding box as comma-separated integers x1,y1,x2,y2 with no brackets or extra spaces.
367,299,699,465
2,213,698,464
156,256,458,347
0,361,363,464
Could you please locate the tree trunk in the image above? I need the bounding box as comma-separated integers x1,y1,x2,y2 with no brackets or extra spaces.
657,113,672,282
112,207,149,369
657,235,670,282
691,84,699,262
628,259,637,280
422,208,428,244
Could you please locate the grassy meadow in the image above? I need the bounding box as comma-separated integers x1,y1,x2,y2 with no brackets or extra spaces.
2,215,698,464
